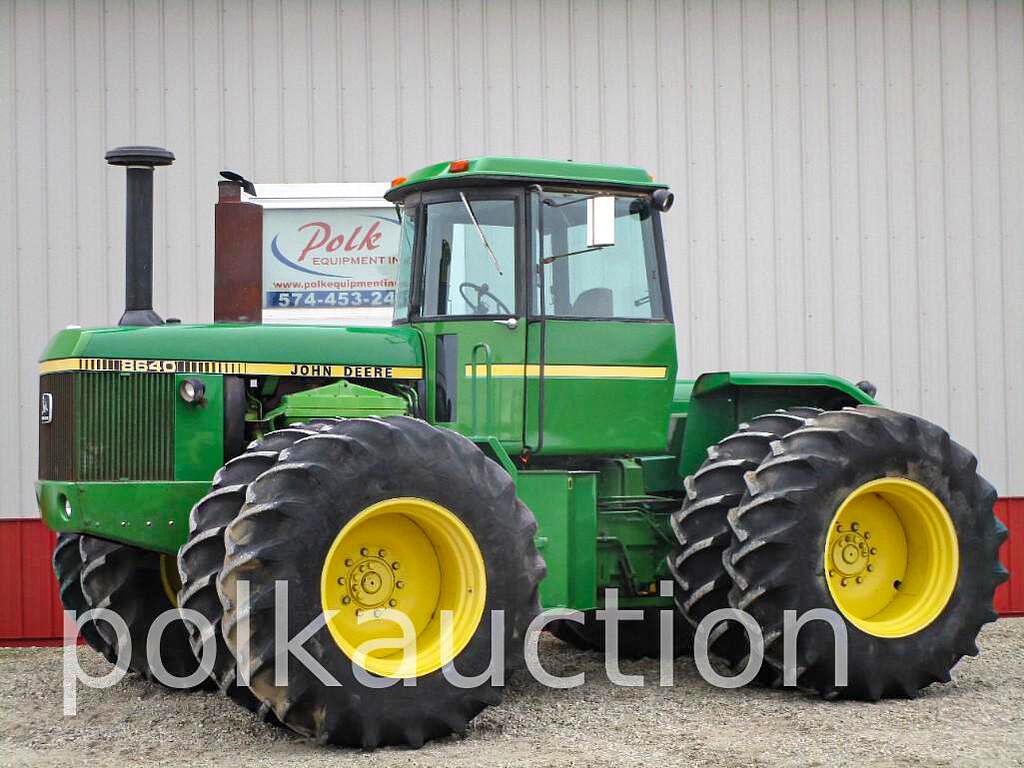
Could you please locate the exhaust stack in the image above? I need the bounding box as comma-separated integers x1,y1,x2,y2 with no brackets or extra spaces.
105,146,175,326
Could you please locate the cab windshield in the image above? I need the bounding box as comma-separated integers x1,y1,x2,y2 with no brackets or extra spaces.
533,192,665,320
420,199,516,317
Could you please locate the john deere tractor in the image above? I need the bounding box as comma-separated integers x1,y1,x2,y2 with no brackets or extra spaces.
39,149,1006,748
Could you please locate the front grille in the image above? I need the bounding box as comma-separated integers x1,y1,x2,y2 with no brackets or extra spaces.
39,372,176,481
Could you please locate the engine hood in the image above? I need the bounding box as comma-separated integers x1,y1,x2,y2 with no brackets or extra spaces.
39,323,424,380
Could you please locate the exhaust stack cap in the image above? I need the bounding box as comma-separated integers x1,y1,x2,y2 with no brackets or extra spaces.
105,146,175,167
106,146,175,326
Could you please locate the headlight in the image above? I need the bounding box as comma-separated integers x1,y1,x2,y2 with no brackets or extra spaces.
179,378,206,404
62,496,73,521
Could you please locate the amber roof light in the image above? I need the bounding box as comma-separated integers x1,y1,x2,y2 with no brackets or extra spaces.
448,159,470,173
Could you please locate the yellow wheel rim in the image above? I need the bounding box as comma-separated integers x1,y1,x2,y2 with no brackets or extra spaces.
320,497,486,678
825,478,958,638
159,554,181,608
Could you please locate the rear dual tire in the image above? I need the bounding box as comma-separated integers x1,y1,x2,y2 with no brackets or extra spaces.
670,405,1006,699
727,405,1006,699
668,408,821,674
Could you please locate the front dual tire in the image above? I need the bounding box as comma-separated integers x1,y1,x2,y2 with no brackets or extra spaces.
76,535,203,686
211,416,545,748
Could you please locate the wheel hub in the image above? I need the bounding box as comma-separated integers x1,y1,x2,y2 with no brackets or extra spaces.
344,553,399,609
828,527,874,582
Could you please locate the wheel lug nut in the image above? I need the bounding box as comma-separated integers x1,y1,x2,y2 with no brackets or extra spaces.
360,547,369,557
836,524,843,532
828,570,835,577
378,549,387,558
342,596,351,605
336,576,344,585
373,609,382,618
851,522,860,532
864,532,871,539
856,576,863,584
396,581,404,589
841,578,849,587
867,564,874,572
389,599,397,607
392,562,400,570
870,548,877,555
344,558,353,567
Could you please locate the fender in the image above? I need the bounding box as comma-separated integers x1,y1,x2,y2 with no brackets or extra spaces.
677,371,877,478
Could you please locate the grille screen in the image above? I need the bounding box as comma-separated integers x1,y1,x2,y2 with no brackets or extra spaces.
38,373,75,480
39,372,176,481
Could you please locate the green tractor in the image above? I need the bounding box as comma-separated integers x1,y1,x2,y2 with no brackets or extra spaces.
40,149,1006,748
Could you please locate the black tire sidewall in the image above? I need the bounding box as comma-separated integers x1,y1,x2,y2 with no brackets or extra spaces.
225,417,542,740
753,409,995,693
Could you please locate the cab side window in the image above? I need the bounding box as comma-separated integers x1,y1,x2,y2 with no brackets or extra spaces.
534,194,665,320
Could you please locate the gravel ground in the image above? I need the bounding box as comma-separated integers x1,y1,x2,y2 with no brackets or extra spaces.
1,620,1022,768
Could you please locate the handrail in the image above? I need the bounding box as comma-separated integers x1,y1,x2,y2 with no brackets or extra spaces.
469,342,494,434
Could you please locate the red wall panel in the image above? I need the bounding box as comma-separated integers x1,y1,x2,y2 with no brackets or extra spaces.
0,519,64,645
3,499,1024,644
993,498,1024,617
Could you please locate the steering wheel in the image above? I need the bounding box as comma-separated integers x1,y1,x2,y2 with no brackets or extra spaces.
458,282,513,316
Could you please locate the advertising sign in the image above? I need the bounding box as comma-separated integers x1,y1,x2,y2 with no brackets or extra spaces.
253,183,399,326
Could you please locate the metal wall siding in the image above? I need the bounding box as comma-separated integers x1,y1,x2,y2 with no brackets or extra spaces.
1,0,1023,521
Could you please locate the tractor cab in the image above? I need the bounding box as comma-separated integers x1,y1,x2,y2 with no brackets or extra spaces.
385,157,678,459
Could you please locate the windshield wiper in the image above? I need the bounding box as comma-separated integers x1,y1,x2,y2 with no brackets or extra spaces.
542,245,608,264
460,192,502,275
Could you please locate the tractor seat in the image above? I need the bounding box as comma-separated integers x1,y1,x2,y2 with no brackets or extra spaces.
569,287,614,318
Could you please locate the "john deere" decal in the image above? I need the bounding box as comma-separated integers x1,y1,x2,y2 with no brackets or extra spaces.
38,357,423,380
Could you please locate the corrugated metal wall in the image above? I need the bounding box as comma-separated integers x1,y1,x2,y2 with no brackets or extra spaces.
1,0,1023,523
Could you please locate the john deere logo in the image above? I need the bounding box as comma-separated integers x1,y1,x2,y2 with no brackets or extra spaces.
40,393,53,424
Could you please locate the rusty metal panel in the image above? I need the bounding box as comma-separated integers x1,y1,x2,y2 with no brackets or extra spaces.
214,181,264,323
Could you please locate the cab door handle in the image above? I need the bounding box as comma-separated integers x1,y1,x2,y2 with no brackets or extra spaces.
493,318,519,330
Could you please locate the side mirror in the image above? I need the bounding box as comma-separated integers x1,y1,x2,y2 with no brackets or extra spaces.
587,196,616,247
651,188,674,212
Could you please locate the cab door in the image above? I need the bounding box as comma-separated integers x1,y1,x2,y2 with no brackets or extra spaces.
409,189,528,452
524,190,678,456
